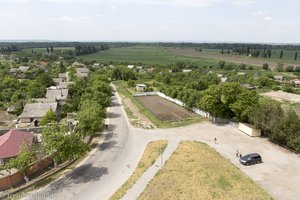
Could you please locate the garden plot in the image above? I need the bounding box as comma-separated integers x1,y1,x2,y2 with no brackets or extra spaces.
136,95,196,121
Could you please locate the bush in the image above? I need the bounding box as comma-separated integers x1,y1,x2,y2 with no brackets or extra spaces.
247,66,254,70
283,86,294,93
276,64,284,72
285,66,294,72
262,63,269,70
239,63,246,70
218,61,225,68
295,66,300,72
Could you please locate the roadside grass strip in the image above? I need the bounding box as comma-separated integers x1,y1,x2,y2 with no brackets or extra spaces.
109,140,168,200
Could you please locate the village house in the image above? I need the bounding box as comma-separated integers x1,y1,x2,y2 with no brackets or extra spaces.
18,66,30,73
9,68,18,74
218,74,229,82
274,75,283,81
19,102,58,124
53,78,64,85
93,63,104,69
136,84,147,92
290,79,300,86
72,61,86,67
59,73,68,82
127,65,135,69
58,82,74,89
182,69,192,73
76,67,90,78
0,130,34,165
237,72,246,76
46,88,68,105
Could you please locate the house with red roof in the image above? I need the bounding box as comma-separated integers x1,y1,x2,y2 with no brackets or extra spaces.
0,130,34,165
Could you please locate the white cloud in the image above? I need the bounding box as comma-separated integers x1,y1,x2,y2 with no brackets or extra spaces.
95,14,103,17
2,0,258,7
45,17,55,21
60,16,73,21
251,11,268,16
264,16,272,21
231,0,255,6
79,16,91,20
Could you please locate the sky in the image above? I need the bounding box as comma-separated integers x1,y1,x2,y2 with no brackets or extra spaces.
0,0,299,43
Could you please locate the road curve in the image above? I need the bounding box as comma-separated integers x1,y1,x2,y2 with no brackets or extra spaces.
22,89,300,200
23,89,153,200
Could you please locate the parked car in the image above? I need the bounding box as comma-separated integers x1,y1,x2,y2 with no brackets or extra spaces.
239,153,262,166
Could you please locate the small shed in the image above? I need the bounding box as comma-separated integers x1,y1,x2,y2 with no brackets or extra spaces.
274,75,283,81
136,84,147,92
238,123,261,137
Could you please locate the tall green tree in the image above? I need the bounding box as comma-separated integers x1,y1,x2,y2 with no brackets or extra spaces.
7,143,37,182
42,123,89,165
249,99,284,136
273,110,300,151
40,109,57,126
230,89,259,122
280,50,283,59
77,99,106,137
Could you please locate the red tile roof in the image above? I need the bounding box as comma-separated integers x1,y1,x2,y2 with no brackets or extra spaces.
0,130,33,159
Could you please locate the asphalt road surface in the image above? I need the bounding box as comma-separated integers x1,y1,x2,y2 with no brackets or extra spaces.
23,89,300,200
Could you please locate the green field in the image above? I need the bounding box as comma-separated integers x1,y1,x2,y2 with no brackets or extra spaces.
202,48,300,64
79,46,219,65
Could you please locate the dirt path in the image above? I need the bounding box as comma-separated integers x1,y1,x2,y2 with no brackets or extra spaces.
119,92,156,129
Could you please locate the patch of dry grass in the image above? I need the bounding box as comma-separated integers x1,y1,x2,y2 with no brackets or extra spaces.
109,140,168,200
138,141,273,200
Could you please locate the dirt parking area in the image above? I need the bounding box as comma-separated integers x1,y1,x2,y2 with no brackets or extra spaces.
261,91,300,103
136,95,196,121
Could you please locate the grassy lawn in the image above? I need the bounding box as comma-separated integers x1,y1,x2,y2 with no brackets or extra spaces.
109,140,168,200
113,81,204,128
79,46,219,65
138,141,272,200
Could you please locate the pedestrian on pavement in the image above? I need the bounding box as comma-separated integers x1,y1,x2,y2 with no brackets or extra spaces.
236,150,239,158
105,124,108,130
214,137,217,144
239,153,242,158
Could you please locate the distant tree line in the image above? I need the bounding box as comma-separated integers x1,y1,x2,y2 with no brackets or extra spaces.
2,42,300,52
74,44,109,56
0,45,19,53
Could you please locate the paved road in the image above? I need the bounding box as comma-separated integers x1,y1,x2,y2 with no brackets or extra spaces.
23,89,300,200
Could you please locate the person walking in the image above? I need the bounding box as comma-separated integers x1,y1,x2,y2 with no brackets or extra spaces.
214,137,217,144
236,150,239,158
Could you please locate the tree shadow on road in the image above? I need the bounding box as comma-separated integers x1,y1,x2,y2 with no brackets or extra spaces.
43,164,109,196
110,102,121,107
98,140,118,151
107,112,121,119
106,124,117,131
65,163,108,183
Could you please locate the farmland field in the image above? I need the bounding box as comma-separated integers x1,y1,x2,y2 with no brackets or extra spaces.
138,141,272,200
78,46,219,65
170,48,300,69
136,95,197,121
